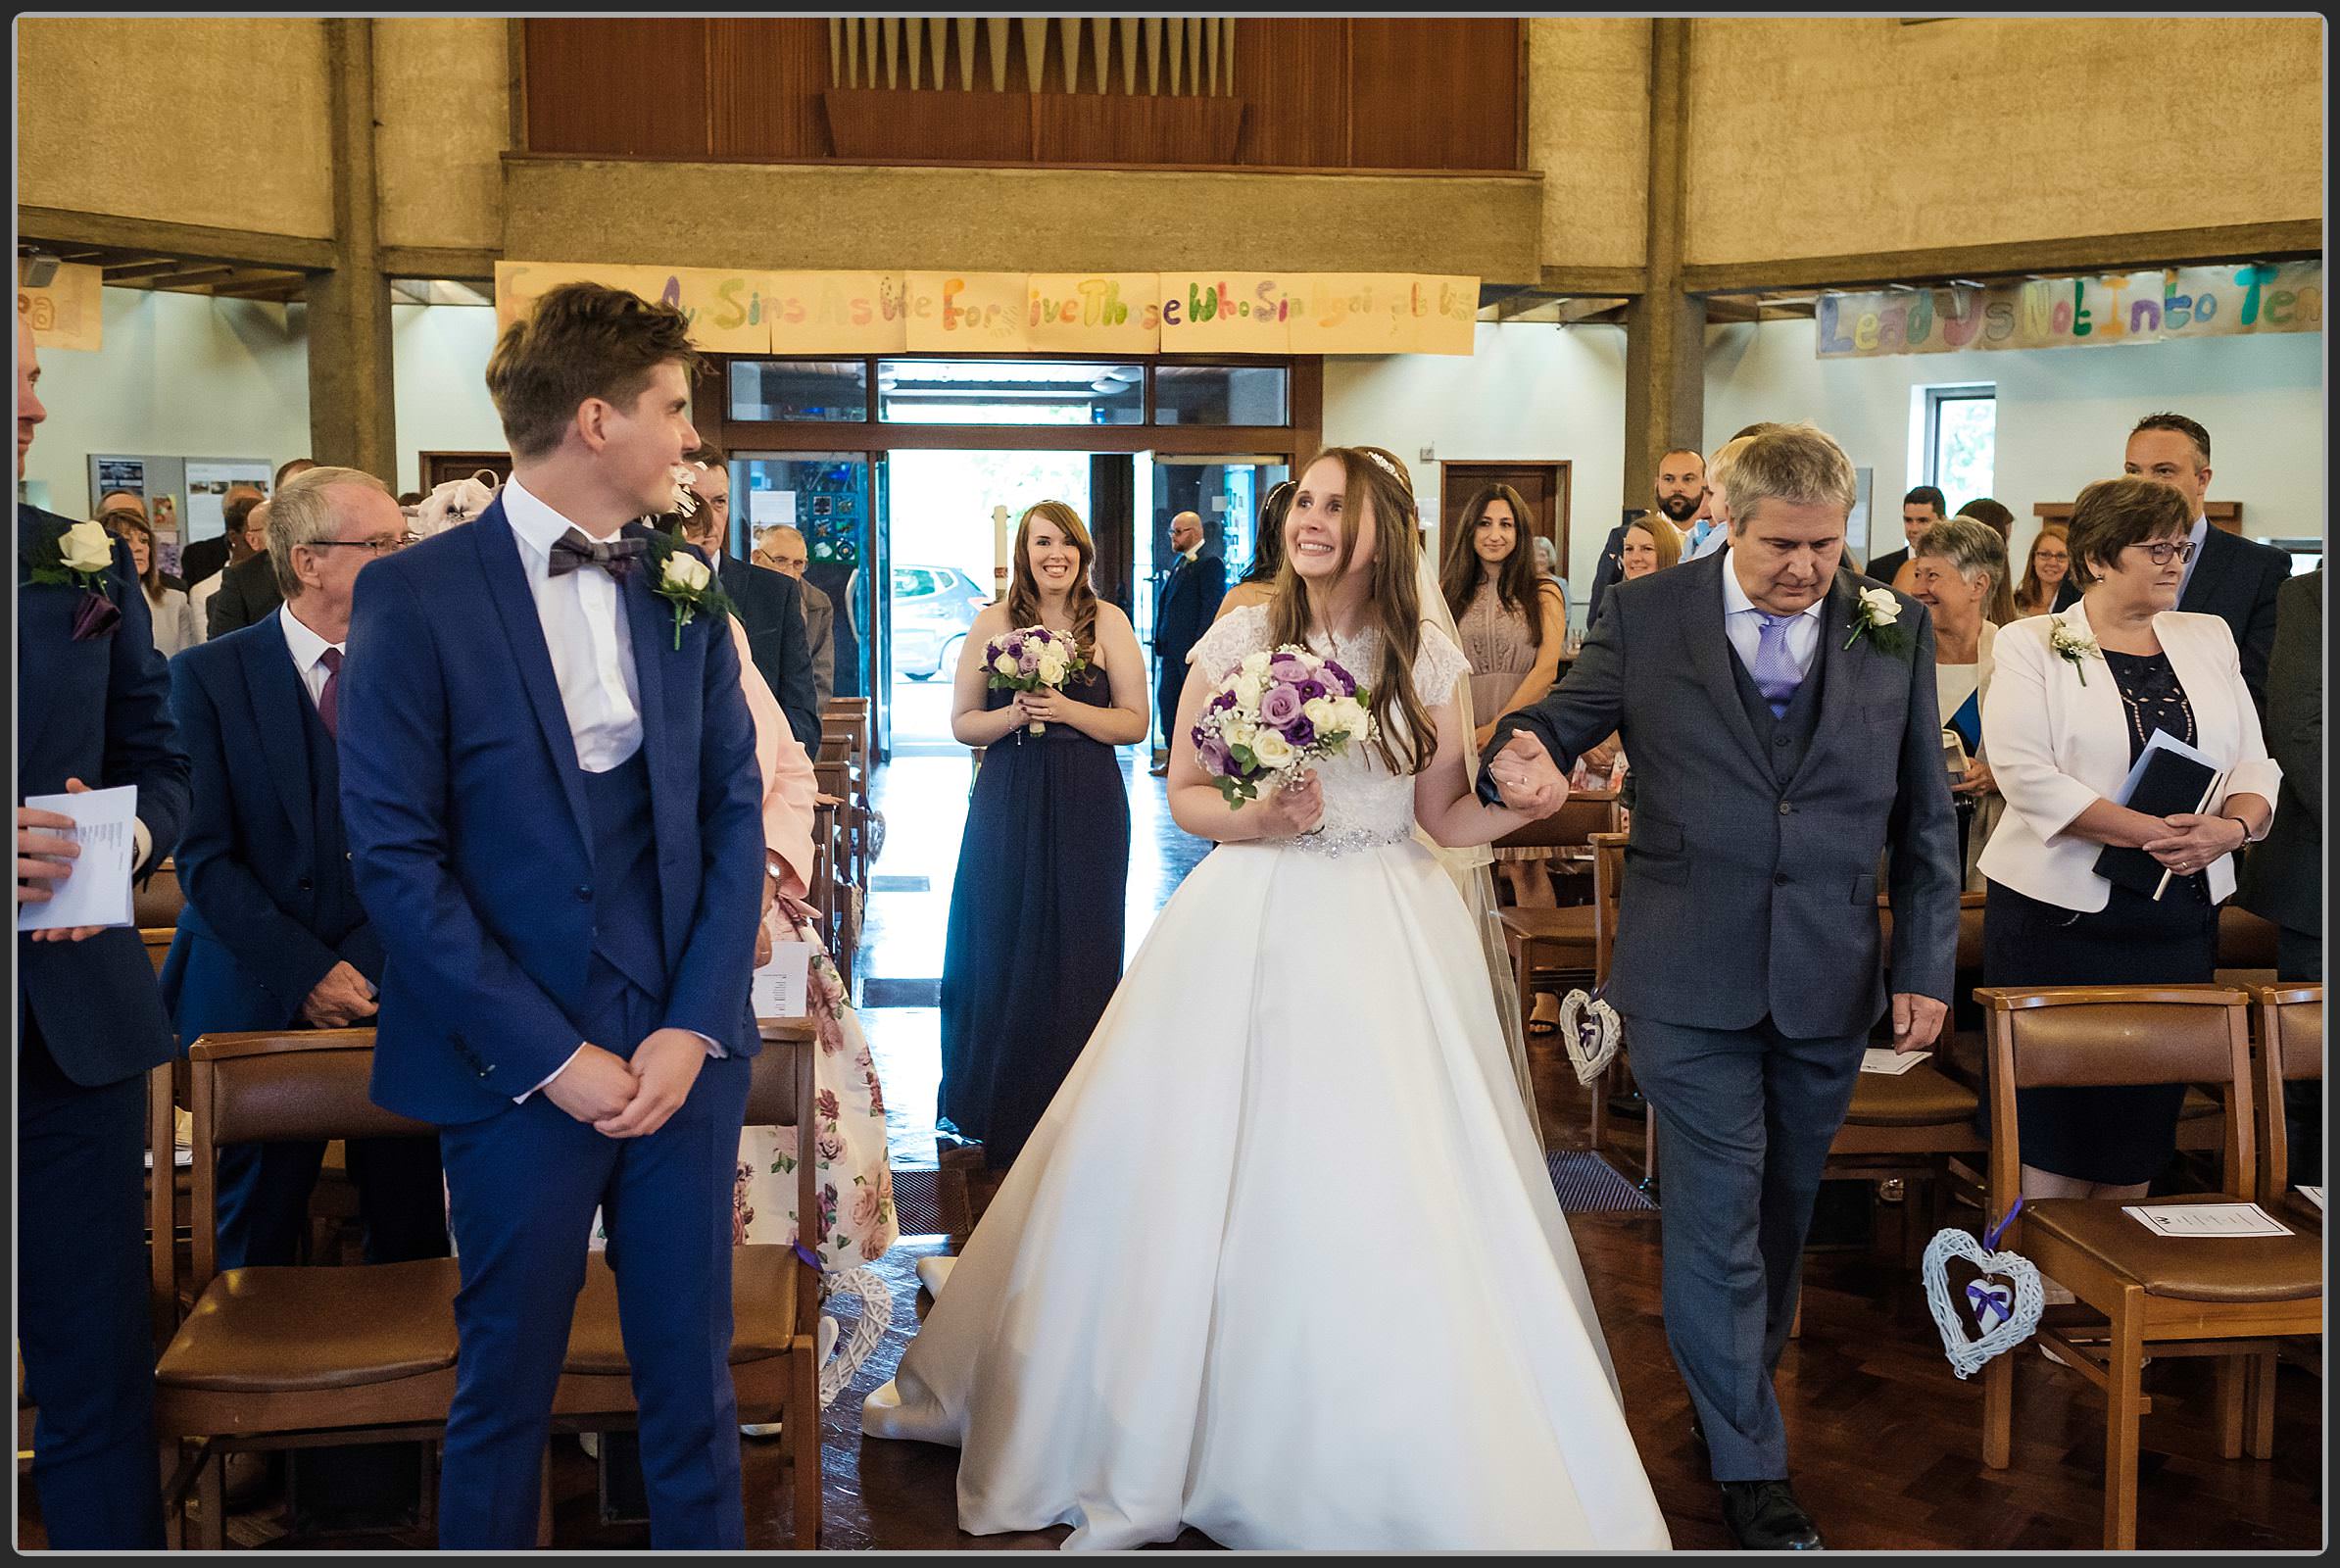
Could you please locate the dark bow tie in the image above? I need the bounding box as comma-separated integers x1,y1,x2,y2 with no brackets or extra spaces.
547,527,647,581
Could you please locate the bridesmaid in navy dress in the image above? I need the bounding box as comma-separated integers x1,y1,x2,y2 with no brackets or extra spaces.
940,501,1151,1169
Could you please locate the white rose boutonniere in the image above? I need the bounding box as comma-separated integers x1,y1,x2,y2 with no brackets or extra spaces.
644,531,733,650
1844,585,1911,657
23,518,125,640
59,520,117,574
2047,615,2103,686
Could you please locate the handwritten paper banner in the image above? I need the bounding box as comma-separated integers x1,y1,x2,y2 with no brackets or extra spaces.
1817,263,2322,359
1157,274,1297,353
768,271,910,353
18,262,105,352
903,272,1032,352
1025,273,1162,355
497,263,1484,356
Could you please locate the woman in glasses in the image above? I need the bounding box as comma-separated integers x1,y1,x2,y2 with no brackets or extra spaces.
1975,476,2279,1214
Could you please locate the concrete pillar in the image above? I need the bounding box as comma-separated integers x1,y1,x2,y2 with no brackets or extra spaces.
1621,18,1705,511
307,18,396,479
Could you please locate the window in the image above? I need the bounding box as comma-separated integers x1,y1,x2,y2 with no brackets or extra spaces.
729,360,870,422
877,360,1143,425
1152,366,1290,426
1922,384,1995,508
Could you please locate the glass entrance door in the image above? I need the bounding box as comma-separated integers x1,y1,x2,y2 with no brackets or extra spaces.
736,451,883,747
1139,455,1292,648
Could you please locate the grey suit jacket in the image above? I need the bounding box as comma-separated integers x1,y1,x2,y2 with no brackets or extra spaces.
2237,568,2320,935
800,577,836,709
1486,550,1962,1037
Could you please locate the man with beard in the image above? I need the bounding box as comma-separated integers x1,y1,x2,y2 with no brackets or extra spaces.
1588,448,1707,627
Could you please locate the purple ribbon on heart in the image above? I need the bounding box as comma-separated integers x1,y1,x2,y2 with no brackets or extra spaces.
1967,1197,2026,1329
70,589,121,641
791,1241,826,1274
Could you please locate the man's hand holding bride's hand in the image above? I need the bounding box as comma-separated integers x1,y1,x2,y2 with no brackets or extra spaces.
1488,732,1569,820
543,1042,641,1126
1255,767,1325,840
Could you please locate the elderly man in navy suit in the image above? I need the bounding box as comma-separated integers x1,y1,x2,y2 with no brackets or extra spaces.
163,466,449,1270
1482,423,1959,1551
16,309,189,1548
340,283,765,1548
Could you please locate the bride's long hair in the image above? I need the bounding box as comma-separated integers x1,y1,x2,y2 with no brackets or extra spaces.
1269,446,1436,776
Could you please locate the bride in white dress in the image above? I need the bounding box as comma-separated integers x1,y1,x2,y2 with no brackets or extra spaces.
861,447,1671,1551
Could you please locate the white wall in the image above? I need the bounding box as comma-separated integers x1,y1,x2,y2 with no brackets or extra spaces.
22,287,510,515
1322,320,1630,602
24,287,311,518
389,301,505,494
1703,319,2326,566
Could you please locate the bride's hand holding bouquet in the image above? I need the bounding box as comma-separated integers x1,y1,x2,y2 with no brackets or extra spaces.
1251,768,1325,839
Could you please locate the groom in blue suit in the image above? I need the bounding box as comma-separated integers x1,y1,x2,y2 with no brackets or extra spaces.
339,284,766,1548
16,311,187,1547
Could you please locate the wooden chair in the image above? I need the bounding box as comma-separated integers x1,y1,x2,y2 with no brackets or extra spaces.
153,1029,463,1548
554,1018,825,1548
142,927,174,976
1492,792,1622,1049
134,857,185,928
1584,830,1648,1175
2250,981,2324,1437
2216,904,2284,991
1974,986,2320,1548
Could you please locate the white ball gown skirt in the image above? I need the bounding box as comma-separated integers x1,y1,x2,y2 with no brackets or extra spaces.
862,836,1672,1551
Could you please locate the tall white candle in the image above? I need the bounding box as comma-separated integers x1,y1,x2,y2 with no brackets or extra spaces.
992,504,1011,603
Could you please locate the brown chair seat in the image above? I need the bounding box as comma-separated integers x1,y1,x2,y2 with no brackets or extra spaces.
1843,1061,1977,1126
1497,906,1597,950
1938,1029,1986,1092
2024,1198,2323,1303
157,1257,463,1393
562,1245,804,1377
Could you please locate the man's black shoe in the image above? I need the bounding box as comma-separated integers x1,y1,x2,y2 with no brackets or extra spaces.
1720,1479,1823,1550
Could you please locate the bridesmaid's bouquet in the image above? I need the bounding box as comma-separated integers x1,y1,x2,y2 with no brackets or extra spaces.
1190,645,1374,808
985,625,1089,735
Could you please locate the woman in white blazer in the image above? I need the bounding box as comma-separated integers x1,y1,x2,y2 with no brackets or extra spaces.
1977,476,2279,1201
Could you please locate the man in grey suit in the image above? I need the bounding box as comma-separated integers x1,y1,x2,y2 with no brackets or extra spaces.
1481,423,1960,1551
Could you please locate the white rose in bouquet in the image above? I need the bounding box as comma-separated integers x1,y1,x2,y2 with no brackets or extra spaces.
1250,728,1296,768
994,651,1021,676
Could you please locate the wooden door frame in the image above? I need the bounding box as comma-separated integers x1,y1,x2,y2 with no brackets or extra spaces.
1436,458,1572,580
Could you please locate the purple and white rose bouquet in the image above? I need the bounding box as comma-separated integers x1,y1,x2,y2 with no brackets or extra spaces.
1190,645,1374,808
985,625,1090,734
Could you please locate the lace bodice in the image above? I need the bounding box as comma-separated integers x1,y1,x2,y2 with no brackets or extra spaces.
1186,605,1471,857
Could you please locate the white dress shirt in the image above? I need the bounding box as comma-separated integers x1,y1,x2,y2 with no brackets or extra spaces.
1720,556,1825,681
497,475,718,1102
499,472,643,774
277,604,345,711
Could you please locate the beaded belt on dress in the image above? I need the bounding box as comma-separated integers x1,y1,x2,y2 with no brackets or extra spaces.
1287,825,1413,858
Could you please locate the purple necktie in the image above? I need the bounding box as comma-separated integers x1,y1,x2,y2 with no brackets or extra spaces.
1751,612,1801,718
317,646,343,737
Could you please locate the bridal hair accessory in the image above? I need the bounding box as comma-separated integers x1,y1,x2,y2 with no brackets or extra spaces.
412,470,501,536
1556,988,1622,1087
1363,449,1402,480
1922,1199,2044,1379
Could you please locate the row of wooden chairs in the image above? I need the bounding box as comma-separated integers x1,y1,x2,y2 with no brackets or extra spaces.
812,697,876,984
1975,983,2322,1549
146,1020,824,1549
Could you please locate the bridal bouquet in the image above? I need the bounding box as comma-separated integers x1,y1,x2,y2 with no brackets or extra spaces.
1191,645,1374,808
986,625,1089,735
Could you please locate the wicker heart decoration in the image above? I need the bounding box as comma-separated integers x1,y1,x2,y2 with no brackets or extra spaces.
1921,1226,2044,1379
1557,989,1621,1087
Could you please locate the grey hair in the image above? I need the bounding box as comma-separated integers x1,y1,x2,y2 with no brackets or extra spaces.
1722,421,1858,531
268,466,393,599
1916,514,2017,623
1531,534,1559,573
